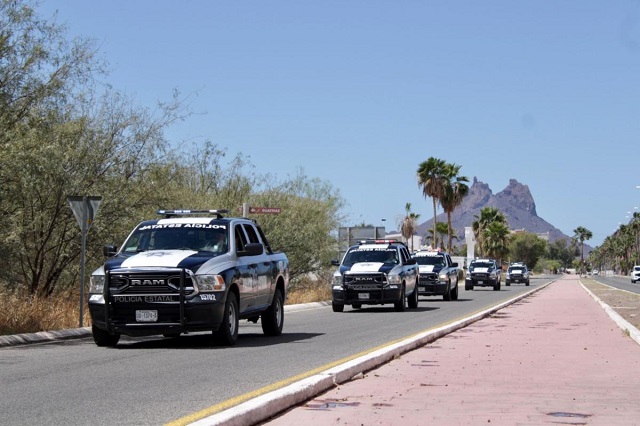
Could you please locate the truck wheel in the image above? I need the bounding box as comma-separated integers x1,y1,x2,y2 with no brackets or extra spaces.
394,285,406,312
506,280,510,286
451,283,459,301
92,325,120,347
214,293,239,346
493,280,501,291
443,281,451,301
525,280,530,286
261,289,284,336
465,282,473,291
408,286,419,309
332,302,344,312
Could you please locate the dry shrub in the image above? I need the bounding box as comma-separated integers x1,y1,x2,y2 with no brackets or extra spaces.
0,288,90,335
286,275,332,305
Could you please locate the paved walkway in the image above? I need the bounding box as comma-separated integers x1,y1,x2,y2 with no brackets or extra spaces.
263,274,640,425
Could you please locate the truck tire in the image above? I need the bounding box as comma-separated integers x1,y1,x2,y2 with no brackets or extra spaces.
394,285,406,312
493,280,500,291
451,283,458,301
408,286,419,309
443,281,452,301
261,289,284,336
525,280,530,286
506,280,511,286
332,302,344,312
92,325,120,347
213,293,239,346
465,282,473,291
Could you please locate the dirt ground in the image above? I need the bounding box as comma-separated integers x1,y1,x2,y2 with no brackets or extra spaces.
581,278,640,331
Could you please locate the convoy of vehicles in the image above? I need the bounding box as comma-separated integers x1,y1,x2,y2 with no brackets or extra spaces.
331,239,419,312
85,208,553,346
88,209,289,347
412,249,461,301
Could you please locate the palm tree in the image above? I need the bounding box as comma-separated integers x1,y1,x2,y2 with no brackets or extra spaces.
483,221,510,264
573,226,593,275
440,163,469,253
400,202,420,252
417,157,447,249
472,207,507,257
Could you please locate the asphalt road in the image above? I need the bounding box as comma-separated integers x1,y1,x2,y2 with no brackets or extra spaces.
0,276,555,426
591,273,640,294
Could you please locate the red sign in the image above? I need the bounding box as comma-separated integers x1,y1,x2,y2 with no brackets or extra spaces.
249,207,281,214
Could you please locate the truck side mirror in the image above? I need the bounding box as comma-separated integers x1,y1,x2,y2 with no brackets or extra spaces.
331,259,340,266
103,244,117,257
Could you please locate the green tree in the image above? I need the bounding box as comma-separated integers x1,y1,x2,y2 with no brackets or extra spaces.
508,232,547,269
573,226,593,275
483,221,510,264
417,157,447,249
440,163,469,253
472,207,507,257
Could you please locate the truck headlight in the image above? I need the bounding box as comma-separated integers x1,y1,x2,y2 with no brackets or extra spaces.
333,274,343,287
438,272,448,282
89,275,105,294
194,275,226,291
387,274,402,285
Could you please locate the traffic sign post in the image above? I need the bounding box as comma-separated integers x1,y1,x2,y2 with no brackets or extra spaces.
67,196,102,328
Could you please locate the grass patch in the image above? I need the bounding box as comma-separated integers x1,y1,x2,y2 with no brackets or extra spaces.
0,288,89,335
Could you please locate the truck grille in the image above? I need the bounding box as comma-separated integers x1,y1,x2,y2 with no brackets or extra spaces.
419,273,438,284
108,270,195,296
344,273,386,288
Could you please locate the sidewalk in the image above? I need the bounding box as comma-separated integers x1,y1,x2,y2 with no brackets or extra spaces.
263,274,640,425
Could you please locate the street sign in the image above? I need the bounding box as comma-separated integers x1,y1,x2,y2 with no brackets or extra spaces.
249,207,281,214
67,195,102,328
68,196,102,233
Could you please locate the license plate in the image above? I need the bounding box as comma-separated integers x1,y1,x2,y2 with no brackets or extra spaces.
136,310,158,322
477,281,483,284
358,293,369,300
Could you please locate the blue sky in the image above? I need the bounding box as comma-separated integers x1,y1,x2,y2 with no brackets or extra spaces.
38,1,640,247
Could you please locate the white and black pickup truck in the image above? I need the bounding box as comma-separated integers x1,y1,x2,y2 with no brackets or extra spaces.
413,249,461,301
88,209,289,347
331,239,419,312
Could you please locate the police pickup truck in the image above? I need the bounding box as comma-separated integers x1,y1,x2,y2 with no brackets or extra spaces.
331,240,419,312
412,249,461,301
88,209,289,347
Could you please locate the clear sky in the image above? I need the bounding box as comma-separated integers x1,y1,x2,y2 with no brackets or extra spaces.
38,0,640,247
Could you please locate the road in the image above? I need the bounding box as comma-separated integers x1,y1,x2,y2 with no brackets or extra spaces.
591,273,640,294
0,276,555,426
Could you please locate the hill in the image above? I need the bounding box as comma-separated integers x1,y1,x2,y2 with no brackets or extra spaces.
414,177,573,246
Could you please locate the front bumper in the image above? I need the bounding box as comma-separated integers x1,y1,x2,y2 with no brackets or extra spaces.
467,274,499,286
88,292,226,337
417,276,448,295
332,286,403,305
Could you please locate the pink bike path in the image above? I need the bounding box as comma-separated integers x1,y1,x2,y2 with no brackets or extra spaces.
264,275,640,426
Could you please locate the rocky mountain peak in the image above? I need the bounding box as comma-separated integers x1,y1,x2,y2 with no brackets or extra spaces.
495,179,537,216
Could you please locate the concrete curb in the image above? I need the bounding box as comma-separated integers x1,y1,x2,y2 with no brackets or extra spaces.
189,282,553,426
580,280,640,346
0,327,92,347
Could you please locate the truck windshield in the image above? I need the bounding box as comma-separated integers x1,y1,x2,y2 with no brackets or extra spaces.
121,226,228,253
342,249,397,265
414,256,445,266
